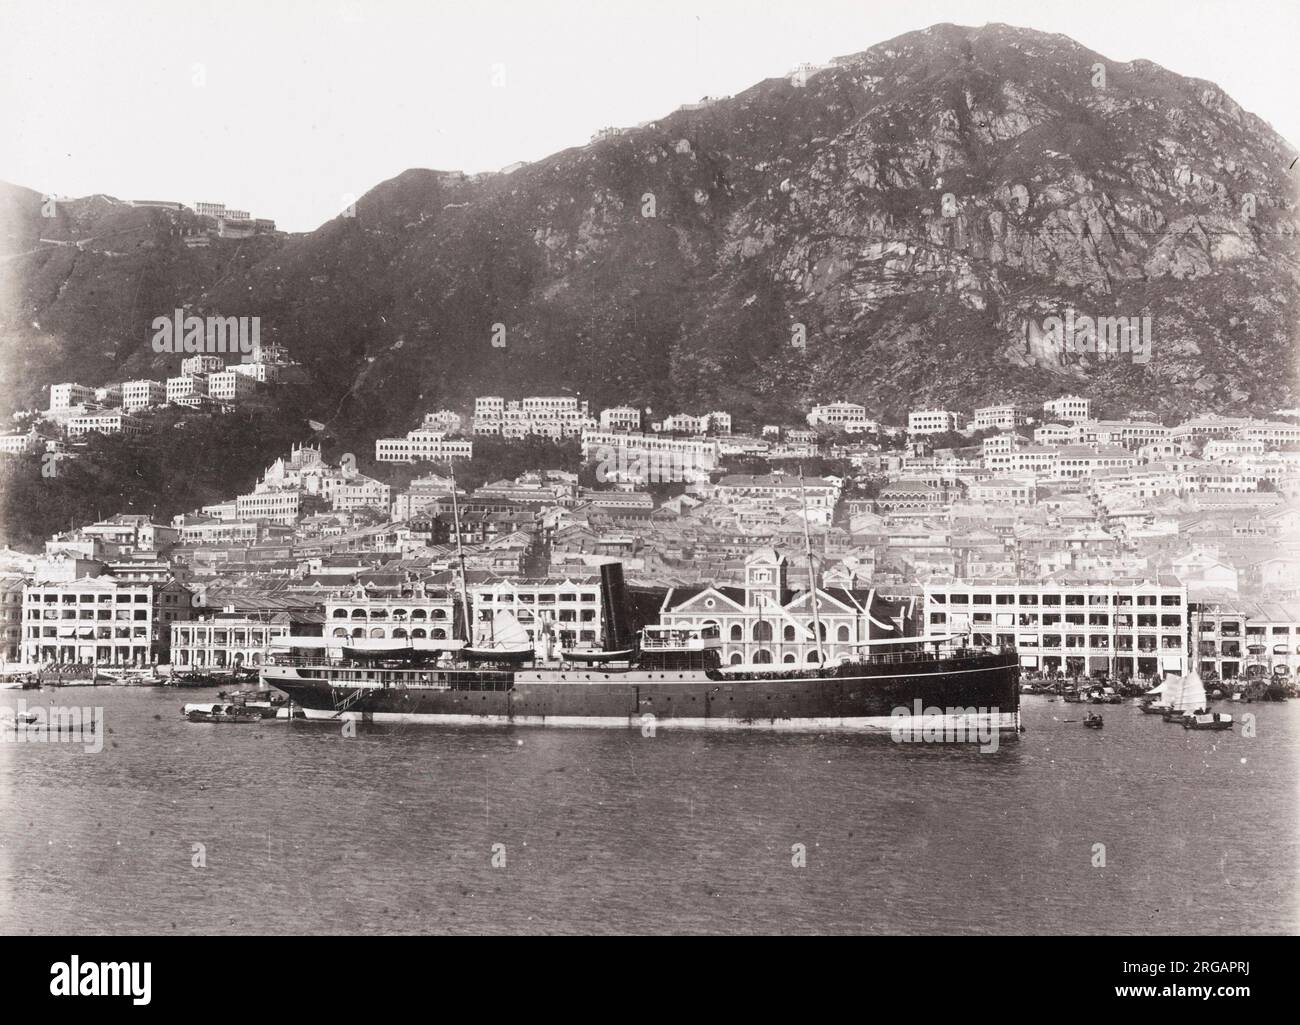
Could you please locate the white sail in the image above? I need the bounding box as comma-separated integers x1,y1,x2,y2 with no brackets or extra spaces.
475,609,531,649
1172,670,1206,713
1143,679,1170,698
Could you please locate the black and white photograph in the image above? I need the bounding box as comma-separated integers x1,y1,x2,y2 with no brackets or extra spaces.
0,0,1296,991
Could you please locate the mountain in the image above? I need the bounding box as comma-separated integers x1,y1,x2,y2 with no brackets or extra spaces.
2,22,1297,450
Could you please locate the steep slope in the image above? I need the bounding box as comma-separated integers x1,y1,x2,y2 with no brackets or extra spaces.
2,22,1296,450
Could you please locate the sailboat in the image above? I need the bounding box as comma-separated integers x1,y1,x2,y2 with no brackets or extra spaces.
464,608,537,662
1139,677,1174,714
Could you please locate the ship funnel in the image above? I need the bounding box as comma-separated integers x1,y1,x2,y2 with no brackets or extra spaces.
599,562,631,652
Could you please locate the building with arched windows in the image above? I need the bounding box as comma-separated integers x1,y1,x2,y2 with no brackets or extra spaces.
657,548,916,665
324,582,457,642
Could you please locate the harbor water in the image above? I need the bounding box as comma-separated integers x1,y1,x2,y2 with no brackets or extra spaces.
0,690,1295,934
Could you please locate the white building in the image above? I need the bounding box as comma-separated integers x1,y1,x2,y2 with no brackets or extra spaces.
166,374,208,403
206,369,256,403
924,577,1188,678
808,401,867,427
908,409,966,435
580,430,719,484
973,404,1026,431
1042,395,1092,423
375,430,474,463
171,612,293,669
66,411,145,438
236,490,302,525
471,577,603,649
50,383,96,411
122,380,167,411
324,583,456,642
22,576,191,665
599,406,643,432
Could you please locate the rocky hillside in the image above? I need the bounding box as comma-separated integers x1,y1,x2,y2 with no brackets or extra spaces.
2,22,1297,449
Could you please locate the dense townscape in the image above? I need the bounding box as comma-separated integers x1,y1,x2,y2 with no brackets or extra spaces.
3,370,1298,691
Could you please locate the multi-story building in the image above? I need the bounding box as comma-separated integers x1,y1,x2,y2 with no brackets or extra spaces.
422,410,464,434
170,611,294,669
471,577,603,649
236,489,302,525
1238,420,1300,446
94,384,123,406
206,369,256,403
0,432,43,455
1054,445,1137,480
332,475,392,512
50,383,96,411
0,575,27,663
166,374,208,404
121,379,167,411
1191,600,1300,683
374,430,474,463
324,583,456,642
1042,395,1091,423
475,396,505,420
520,396,589,419
968,478,1034,505
973,404,1025,431
599,406,643,432
924,577,1188,678
21,576,191,666
711,474,840,525
907,409,966,435
580,430,719,484
66,411,145,438
808,401,868,428
180,355,225,375
659,548,917,666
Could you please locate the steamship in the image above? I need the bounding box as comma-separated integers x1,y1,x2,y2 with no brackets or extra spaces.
262,563,1021,733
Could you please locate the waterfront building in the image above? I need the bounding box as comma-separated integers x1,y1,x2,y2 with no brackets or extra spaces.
324,582,456,642
923,576,1188,678
21,576,191,665
659,548,916,666
170,611,294,669
471,576,603,649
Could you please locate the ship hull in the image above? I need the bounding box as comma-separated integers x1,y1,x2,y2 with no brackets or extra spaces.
264,653,1021,733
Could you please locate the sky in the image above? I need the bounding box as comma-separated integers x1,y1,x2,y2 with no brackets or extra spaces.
2,0,1297,232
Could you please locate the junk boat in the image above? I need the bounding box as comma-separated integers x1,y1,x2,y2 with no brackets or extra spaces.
1182,710,1234,731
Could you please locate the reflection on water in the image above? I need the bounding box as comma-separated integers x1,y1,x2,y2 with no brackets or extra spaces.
0,690,1295,934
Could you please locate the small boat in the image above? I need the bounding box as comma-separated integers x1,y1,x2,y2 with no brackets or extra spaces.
1182,710,1234,731
1083,712,1104,729
99,668,160,687
184,702,262,724
0,708,39,725
1062,689,1084,704
1139,701,1171,715
562,648,637,664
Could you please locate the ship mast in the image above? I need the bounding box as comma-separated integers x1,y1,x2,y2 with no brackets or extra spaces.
447,462,473,644
798,466,825,665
